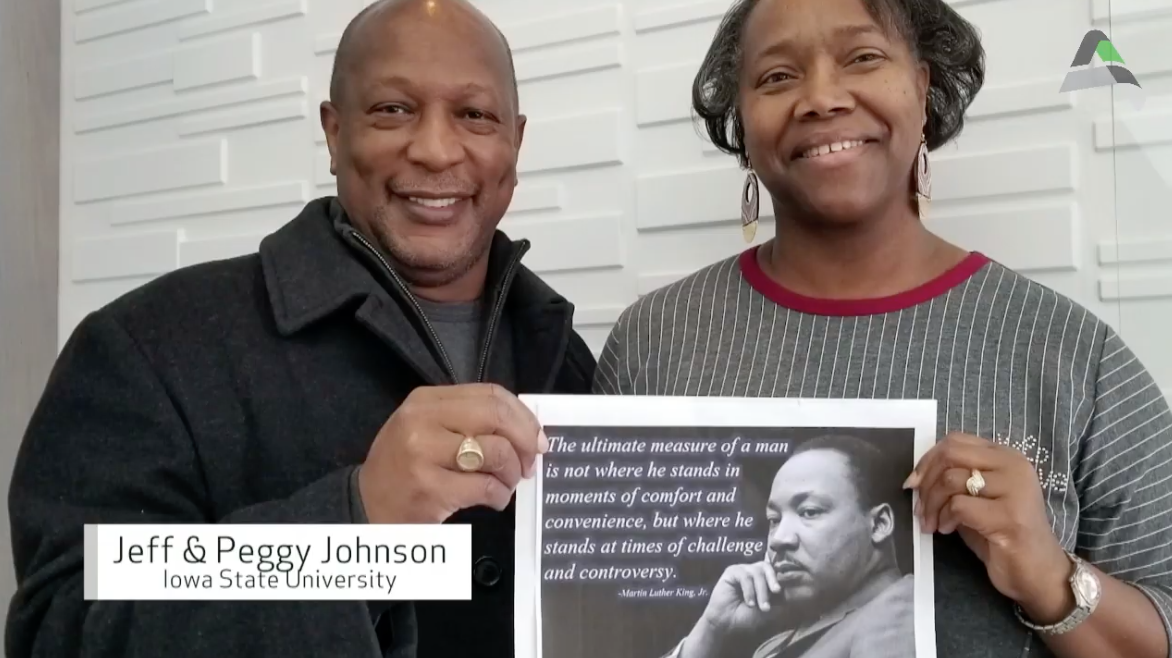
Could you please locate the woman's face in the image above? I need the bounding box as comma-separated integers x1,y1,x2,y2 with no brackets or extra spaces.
738,0,929,226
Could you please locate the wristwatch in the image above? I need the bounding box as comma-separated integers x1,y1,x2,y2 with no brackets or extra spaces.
1015,551,1101,635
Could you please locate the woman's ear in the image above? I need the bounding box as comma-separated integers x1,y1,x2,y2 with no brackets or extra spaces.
916,62,931,123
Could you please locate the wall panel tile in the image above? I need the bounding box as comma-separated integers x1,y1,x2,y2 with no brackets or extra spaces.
173,33,261,91
178,0,307,41
503,5,621,52
75,0,209,43
75,51,172,99
177,98,308,136
932,144,1076,201
500,214,625,273
74,139,226,202
111,181,309,225
72,230,179,282
76,77,307,133
517,109,624,173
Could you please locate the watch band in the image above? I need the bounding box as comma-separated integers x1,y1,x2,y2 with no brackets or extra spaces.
1014,551,1100,635
1015,600,1092,635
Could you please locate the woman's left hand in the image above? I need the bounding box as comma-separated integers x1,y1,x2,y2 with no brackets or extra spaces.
904,432,1073,618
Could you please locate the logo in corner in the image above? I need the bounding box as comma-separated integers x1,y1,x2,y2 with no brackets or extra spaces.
1060,30,1142,93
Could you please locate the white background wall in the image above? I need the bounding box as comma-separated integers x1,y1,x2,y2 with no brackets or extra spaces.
58,0,1172,389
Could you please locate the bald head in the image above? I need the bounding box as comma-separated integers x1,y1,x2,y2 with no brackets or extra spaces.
318,0,528,301
329,0,517,111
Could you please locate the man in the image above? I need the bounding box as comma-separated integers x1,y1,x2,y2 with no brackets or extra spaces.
5,1,595,657
671,435,916,658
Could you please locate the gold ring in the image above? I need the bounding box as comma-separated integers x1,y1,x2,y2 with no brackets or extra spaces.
455,436,484,472
966,469,986,497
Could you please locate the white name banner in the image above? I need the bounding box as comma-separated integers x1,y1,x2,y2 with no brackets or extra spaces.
83,524,471,601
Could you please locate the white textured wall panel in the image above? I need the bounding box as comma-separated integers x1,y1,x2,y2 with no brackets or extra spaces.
76,77,307,133
178,97,308,136
1100,237,1172,266
58,0,1172,393
1100,275,1172,301
179,233,266,267
966,78,1074,120
515,42,624,83
503,5,621,52
74,0,208,43
517,109,625,173
502,213,625,274
76,0,137,12
1092,0,1172,22
75,51,172,99
314,152,333,188
111,182,309,226
72,231,179,282
1094,109,1172,149
632,1,727,33
173,33,261,91
932,144,1076,200
635,62,698,126
510,184,564,215
927,203,1079,273
178,0,307,41
74,139,226,202
636,165,746,230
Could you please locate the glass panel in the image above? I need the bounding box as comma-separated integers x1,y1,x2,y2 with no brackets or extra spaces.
1102,0,1172,397
941,0,1122,337
945,0,1171,396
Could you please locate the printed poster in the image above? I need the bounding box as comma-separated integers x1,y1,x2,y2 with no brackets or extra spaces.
515,395,937,658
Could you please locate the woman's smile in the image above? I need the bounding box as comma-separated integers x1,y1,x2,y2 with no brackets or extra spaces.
791,138,877,170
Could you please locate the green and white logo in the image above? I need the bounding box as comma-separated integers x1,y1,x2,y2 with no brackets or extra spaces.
1060,29,1142,92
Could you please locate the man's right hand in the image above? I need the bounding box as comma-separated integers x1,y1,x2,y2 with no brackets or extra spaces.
357,383,547,524
700,561,784,634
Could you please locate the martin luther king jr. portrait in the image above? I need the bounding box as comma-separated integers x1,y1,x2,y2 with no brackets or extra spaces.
664,434,917,658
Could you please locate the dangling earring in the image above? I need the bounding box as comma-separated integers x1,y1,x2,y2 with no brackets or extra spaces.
914,133,931,220
741,167,760,243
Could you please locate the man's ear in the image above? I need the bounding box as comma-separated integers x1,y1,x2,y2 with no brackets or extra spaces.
869,503,895,544
320,101,340,176
513,114,527,186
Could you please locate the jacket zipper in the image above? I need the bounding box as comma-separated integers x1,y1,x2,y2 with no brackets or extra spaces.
475,240,530,383
541,301,574,393
347,228,531,386
347,229,459,384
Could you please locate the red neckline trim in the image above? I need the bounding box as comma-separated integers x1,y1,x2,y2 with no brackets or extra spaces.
738,247,991,316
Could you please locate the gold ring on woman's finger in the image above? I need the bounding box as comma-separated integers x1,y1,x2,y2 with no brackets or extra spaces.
965,469,986,497
455,436,484,472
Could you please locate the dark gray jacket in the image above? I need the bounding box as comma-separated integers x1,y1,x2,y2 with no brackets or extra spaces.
6,197,596,658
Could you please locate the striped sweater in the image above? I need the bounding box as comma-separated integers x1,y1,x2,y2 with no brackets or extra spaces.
593,248,1172,657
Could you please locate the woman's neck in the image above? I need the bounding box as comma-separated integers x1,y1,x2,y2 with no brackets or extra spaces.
761,206,968,301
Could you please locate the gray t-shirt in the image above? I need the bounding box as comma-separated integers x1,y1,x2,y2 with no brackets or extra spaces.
594,250,1172,657
415,297,486,384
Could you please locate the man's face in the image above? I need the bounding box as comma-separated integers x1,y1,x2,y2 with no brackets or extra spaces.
321,2,525,290
764,449,886,608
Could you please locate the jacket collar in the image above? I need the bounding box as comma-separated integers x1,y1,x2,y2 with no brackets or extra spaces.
259,197,372,336
258,196,576,389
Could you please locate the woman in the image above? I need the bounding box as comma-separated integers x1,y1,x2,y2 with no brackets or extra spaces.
594,0,1172,657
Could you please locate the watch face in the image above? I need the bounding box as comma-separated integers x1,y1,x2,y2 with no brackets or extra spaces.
1073,568,1101,606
